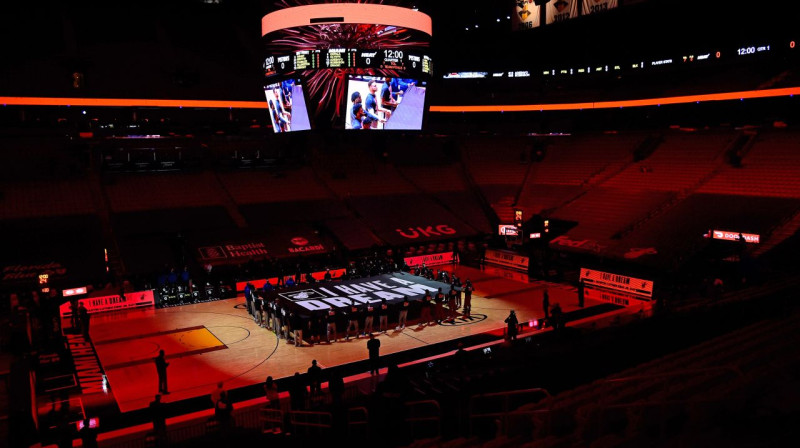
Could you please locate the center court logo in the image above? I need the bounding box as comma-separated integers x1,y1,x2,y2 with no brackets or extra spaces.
438,313,488,326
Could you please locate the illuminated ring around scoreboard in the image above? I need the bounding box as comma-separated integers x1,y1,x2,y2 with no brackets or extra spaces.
261,4,433,37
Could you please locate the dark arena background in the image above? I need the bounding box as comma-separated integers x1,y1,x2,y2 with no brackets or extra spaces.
3,1,800,447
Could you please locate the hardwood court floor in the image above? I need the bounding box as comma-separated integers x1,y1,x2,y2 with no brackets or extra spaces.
90,266,600,413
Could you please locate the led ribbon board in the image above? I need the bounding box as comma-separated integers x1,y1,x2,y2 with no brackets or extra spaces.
404,252,454,268
485,249,530,271
580,268,653,299
59,290,155,317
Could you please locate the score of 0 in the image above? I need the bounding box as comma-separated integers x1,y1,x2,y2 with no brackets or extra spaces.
277,55,290,70
359,51,378,67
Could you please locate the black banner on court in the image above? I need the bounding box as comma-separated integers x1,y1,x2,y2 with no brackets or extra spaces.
269,272,453,313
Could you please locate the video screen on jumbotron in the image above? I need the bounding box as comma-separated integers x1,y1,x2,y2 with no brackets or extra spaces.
264,79,312,133
261,2,432,125
345,75,426,130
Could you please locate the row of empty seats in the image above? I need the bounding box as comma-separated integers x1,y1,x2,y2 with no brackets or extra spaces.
529,134,642,186
323,163,418,198
462,136,531,188
6,130,800,270
549,187,674,241
216,167,331,204
416,306,800,448
103,172,226,212
602,132,731,192
0,178,97,219
464,308,800,448
397,164,470,193
699,131,800,197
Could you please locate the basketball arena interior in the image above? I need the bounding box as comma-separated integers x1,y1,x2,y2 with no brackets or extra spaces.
3,1,800,447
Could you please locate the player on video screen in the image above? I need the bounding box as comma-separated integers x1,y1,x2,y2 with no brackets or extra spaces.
387,78,415,103
350,91,384,130
381,77,398,113
273,87,292,123
280,80,293,114
365,80,392,128
269,99,291,132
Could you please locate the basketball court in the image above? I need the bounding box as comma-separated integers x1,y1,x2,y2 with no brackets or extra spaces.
82,265,627,415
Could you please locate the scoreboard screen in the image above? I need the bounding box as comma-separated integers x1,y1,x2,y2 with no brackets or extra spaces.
263,45,432,78
293,51,319,71
326,48,354,68
261,3,432,125
264,79,311,133
345,75,426,131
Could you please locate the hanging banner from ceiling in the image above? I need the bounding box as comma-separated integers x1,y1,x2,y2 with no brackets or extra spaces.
582,0,618,16
512,0,541,31
547,0,578,24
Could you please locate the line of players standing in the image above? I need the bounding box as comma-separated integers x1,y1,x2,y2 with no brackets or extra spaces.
242,269,474,346
243,282,305,346
412,264,475,319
